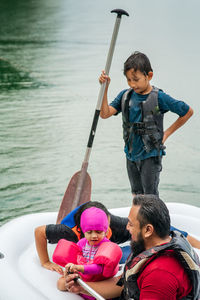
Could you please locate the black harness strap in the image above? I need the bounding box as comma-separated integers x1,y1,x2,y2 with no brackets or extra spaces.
121,87,164,155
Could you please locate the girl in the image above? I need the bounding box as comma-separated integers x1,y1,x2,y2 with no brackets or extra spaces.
53,207,122,299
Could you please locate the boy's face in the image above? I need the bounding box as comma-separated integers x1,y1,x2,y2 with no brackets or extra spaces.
126,68,153,95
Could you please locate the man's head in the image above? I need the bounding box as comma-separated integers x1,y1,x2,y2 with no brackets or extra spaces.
124,51,153,94
127,195,170,254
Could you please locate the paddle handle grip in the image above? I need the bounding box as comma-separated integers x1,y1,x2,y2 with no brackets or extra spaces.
96,9,129,110
87,109,100,148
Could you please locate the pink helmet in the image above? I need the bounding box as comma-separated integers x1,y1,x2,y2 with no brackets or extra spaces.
80,207,109,233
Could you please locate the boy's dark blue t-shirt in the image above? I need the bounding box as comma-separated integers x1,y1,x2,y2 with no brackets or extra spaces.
110,88,190,162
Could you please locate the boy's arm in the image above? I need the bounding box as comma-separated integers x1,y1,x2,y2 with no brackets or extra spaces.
34,225,63,274
99,70,117,118
163,106,193,143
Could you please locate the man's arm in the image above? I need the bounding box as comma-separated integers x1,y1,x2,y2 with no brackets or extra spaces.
187,234,200,249
163,106,193,143
99,70,117,119
34,225,63,274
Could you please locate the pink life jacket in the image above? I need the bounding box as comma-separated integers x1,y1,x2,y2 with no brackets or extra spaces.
52,238,122,282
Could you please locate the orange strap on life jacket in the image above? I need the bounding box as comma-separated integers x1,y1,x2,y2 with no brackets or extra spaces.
72,225,112,240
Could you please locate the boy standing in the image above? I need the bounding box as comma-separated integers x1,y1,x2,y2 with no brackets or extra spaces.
99,51,193,195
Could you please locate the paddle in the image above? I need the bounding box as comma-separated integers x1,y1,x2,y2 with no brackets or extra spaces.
76,277,105,300
66,272,105,300
56,9,129,224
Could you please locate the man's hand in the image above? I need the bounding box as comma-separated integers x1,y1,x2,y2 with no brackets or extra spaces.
65,273,85,294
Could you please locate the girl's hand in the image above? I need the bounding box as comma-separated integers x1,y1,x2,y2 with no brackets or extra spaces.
42,261,63,275
99,70,111,86
64,263,84,276
64,263,74,277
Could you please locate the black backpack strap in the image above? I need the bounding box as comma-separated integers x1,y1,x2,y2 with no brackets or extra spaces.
121,88,133,116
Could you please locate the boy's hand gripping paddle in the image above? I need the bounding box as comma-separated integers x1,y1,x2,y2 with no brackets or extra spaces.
56,9,129,224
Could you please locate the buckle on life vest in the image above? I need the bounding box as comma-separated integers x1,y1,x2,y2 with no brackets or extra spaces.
132,122,146,135
133,122,145,129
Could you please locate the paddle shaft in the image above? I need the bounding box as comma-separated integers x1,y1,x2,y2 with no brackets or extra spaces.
86,9,129,157
71,9,129,211
77,277,105,300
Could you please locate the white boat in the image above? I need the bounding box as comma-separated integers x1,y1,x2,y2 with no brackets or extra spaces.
0,202,200,300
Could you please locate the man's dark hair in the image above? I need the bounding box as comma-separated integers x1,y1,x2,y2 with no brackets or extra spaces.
124,51,153,76
74,201,110,237
133,194,170,238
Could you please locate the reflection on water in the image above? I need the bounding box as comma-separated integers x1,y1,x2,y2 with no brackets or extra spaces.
0,58,45,89
0,0,200,226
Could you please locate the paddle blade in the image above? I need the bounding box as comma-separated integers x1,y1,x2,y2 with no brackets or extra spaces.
56,171,91,224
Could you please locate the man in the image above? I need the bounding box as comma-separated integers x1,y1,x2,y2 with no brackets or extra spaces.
35,200,200,274
63,195,200,299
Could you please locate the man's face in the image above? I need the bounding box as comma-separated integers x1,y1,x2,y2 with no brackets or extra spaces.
127,205,141,242
130,231,145,256
127,205,146,254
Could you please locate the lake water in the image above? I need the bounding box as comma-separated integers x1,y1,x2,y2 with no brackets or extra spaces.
1,0,200,226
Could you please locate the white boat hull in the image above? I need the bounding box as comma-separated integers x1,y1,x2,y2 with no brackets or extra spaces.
0,203,200,299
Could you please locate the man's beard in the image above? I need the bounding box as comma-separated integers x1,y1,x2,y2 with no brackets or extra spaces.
130,232,145,256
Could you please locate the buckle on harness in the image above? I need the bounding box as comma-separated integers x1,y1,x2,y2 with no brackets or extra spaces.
133,122,146,135
133,122,145,129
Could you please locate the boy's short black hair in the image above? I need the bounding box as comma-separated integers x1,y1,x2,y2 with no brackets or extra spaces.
124,51,153,76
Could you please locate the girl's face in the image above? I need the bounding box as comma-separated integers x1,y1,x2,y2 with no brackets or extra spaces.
126,68,153,95
84,230,106,246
